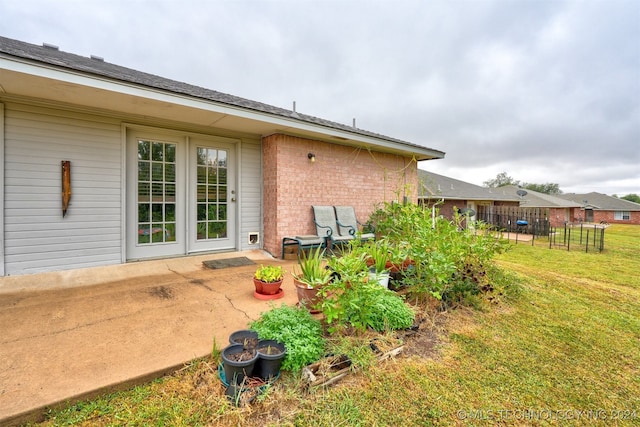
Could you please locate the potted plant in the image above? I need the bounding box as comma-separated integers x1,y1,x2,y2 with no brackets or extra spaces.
253,265,285,298
253,339,287,380
365,240,391,288
221,342,258,386
292,247,332,312
387,243,414,272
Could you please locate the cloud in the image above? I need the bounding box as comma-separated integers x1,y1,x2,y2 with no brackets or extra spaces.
1,0,638,195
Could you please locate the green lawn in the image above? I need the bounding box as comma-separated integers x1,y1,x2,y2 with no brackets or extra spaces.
36,225,640,426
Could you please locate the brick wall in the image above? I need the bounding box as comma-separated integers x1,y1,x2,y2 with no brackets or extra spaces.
592,210,640,225
262,134,419,257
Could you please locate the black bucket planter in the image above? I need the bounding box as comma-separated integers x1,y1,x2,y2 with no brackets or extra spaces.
254,340,287,380
222,344,258,385
228,329,259,346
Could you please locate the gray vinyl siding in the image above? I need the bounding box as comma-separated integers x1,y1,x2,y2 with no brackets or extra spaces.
3,104,122,275
239,138,263,251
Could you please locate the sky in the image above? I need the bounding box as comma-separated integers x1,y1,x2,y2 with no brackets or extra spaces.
2,0,639,196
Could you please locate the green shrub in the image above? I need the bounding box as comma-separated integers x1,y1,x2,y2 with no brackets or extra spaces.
321,250,415,332
249,304,325,372
369,201,510,307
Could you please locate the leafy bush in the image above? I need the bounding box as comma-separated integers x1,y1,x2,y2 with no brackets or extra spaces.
369,201,510,306
321,250,415,332
249,304,325,372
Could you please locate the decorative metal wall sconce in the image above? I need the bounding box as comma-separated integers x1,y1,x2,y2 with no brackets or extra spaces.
307,152,316,163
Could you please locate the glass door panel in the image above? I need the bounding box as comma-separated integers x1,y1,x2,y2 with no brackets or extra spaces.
196,147,228,240
189,139,235,253
137,140,177,244
126,131,185,260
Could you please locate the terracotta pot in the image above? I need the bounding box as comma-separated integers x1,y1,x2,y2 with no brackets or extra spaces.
293,278,325,313
253,278,283,295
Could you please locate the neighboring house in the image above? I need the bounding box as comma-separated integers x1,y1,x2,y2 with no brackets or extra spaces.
491,185,582,227
556,192,640,225
418,171,586,229
0,36,444,276
417,170,519,220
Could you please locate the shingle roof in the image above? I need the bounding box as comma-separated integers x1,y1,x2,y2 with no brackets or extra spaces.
0,36,444,157
557,192,640,211
495,185,582,208
418,170,519,201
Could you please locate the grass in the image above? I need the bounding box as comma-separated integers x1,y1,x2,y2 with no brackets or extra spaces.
33,225,640,426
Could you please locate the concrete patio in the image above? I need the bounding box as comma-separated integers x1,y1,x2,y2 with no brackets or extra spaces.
0,251,298,426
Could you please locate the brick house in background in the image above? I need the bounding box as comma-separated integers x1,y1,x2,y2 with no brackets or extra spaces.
557,192,640,225
417,169,519,219
418,172,593,229
0,36,444,277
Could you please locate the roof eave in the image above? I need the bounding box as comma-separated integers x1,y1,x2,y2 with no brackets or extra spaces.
0,52,445,160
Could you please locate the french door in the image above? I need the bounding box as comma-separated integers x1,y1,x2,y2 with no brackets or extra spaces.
126,130,236,260
188,138,236,253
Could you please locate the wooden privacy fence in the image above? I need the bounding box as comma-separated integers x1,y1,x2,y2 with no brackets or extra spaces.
476,206,550,236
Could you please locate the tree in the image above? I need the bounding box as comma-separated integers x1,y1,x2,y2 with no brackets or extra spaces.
483,172,520,188
482,172,562,194
522,182,562,195
621,194,640,203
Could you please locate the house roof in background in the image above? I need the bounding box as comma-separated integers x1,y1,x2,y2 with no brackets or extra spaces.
495,185,582,208
0,36,444,160
418,170,519,202
557,192,640,211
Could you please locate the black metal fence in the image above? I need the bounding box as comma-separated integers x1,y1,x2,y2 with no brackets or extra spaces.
476,206,607,252
548,223,606,252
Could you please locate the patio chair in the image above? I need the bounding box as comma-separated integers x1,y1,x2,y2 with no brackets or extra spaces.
312,205,354,249
334,206,376,241
281,235,326,259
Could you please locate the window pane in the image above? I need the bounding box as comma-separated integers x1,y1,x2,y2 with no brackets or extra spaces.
165,164,175,183
138,204,150,223
218,204,227,220
138,162,150,181
208,185,218,202
218,186,227,202
197,204,207,221
208,222,227,239
197,222,206,240
165,144,175,163
208,204,217,221
138,225,150,244
165,223,176,242
138,140,150,161
197,147,206,166
165,204,175,222
152,183,163,201
165,184,176,202
218,168,227,185
208,168,218,185
207,149,217,166
218,150,227,167
151,224,164,243
197,185,206,202
152,142,164,161
152,163,163,181
152,204,163,222
197,166,206,184
138,182,150,202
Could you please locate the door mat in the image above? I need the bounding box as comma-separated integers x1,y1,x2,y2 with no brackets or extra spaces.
203,257,255,270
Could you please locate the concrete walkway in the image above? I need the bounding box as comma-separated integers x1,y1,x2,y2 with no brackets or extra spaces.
0,251,298,426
